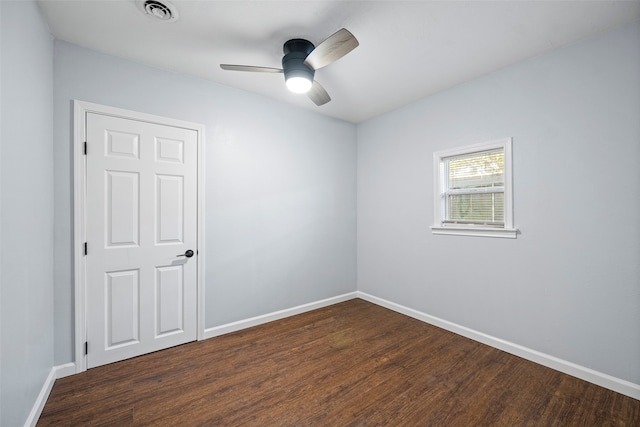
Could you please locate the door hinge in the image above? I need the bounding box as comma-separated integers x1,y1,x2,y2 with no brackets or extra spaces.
84,141,87,155
85,341,88,355
84,242,88,256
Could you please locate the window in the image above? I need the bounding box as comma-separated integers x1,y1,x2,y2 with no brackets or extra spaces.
431,138,517,238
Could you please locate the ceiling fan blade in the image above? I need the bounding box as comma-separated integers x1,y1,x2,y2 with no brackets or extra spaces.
304,28,359,70
220,64,283,73
307,81,331,106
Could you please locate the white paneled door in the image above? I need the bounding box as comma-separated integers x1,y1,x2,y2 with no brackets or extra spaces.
85,112,198,368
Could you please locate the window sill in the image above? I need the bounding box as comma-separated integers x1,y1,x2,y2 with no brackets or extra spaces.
430,225,518,239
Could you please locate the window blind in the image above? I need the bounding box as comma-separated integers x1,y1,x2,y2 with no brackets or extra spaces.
444,149,505,225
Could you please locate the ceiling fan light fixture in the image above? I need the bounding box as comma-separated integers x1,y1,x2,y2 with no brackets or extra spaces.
286,76,313,93
283,63,314,93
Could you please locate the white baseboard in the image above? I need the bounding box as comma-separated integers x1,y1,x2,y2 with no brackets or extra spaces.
357,291,640,400
55,362,77,379
24,363,78,427
24,367,56,427
203,292,358,340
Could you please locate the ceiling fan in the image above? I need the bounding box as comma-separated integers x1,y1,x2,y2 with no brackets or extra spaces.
220,28,359,106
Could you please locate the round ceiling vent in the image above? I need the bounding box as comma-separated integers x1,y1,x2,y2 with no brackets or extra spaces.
136,0,179,22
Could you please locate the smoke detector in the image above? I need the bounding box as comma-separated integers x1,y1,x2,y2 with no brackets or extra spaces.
136,0,179,22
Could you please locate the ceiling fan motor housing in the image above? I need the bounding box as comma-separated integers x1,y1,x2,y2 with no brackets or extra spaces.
282,39,315,84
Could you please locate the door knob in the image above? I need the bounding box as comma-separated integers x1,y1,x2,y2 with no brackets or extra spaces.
177,249,194,258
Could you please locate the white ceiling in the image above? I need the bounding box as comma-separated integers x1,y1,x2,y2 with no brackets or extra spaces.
38,0,640,123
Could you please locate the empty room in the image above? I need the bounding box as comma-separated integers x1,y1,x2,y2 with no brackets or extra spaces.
1,0,639,425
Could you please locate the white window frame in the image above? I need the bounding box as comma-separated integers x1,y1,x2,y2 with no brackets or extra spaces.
431,137,517,239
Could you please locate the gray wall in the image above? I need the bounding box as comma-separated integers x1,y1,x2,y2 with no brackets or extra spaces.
0,1,55,425
53,41,358,364
357,21,640,385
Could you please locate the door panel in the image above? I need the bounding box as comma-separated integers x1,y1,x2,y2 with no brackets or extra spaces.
86,113,197,368
106,269,140,348
106,171,140,247
155,265,184,336
156,174,184,244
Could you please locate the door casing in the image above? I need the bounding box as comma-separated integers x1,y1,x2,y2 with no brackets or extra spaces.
73,100,206,373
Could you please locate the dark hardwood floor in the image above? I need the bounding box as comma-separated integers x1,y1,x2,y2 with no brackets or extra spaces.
39,299,639,426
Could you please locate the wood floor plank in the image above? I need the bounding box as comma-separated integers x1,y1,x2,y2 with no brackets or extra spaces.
38,299,639,426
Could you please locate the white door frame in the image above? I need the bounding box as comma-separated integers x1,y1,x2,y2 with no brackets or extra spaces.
73,100,206,373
